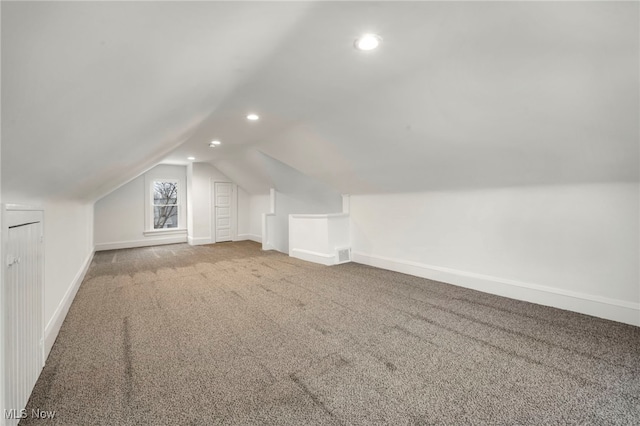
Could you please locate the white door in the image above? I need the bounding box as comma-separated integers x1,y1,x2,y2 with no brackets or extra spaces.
214,182,232,242
4,218,44,424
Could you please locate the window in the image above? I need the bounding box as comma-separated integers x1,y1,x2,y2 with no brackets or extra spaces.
143,170,186,237
152,180,179,229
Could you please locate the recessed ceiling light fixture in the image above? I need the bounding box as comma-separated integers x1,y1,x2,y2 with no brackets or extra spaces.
246,113,259,121
209,140,221,147
187,156,195,161
354,33,382,51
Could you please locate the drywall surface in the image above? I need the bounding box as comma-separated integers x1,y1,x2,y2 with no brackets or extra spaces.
94,164,187,249
187,163,232,244
272,191,342,253
0,196,94,407
250,194,270,241
350,182,639,325
289,214,350,265
237,187,251,239
186,164,194,238
94,173,145,245
0,108,4,421
43,199,94,351
258,153,343,253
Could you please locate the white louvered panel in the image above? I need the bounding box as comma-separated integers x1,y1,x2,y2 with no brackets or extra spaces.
5,220,43,426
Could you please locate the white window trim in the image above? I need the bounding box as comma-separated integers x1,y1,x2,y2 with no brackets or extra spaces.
143,228,187,237
144,176,186,233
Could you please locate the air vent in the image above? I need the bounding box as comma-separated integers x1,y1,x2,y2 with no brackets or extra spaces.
336,247,351,264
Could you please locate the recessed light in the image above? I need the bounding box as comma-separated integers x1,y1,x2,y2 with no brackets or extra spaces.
354,33,382,51
187,156,195,161
247,113,259,121
209,140,221,147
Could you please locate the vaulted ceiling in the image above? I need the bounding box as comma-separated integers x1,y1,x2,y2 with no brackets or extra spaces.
2,1,638,202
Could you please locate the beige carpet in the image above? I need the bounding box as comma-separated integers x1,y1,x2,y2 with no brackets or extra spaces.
22,241,640,425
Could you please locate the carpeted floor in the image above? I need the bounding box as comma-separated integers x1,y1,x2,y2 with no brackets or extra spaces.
22,241,639,425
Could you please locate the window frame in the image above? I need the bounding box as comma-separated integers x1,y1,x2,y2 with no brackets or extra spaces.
144,176,186,236
151,180,179,230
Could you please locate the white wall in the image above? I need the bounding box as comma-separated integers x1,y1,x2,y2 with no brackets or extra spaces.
289,213,350,265
257,152,343,252
94,164,187,250
0,198,94,360
43,200,94,355
96,162,254,249
94,173,145,246
271,190,342,253
0,102,4,425
0,199,94,423
237,187,251,239
250,194,270,242
187,163,230,245
186,162,253,245
350,182,640,325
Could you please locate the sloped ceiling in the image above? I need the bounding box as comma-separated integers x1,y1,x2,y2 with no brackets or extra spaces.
2,1,638,202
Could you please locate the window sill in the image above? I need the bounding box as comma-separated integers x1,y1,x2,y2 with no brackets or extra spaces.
143,228,187,237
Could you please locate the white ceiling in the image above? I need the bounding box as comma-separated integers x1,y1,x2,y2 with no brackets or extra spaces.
2,1,638,201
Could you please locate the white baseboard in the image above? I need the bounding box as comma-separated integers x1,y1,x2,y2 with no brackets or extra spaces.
290,248,335,266
44,249,95,358
352,252,640,327
95,235,187,251
188,236,212,246
236,233,262,243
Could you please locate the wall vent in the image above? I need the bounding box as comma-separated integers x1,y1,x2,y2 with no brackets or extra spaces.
336,247,351,264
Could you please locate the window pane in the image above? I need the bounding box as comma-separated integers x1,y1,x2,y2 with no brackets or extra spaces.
154,205,178,229
153,181,178,205
152,181,178,229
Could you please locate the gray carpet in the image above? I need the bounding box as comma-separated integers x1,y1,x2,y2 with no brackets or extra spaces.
22,241,640,425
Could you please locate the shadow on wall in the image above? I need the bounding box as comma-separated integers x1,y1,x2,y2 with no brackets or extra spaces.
259,152,343,253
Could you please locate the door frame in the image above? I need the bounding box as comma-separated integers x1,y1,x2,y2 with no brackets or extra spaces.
211,180,237,243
